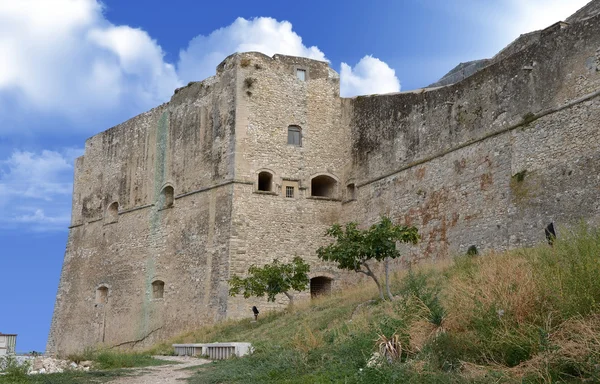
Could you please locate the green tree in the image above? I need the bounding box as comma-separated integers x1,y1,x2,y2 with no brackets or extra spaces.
229,256,310,305
317,217,419,301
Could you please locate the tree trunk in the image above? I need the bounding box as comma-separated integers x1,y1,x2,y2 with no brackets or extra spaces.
362,262,385,301
284,291,294,306
385,257,395,301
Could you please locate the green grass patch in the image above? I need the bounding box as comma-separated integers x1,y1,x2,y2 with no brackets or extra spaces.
0,369,132,384
144,226,600,383
67,349,175,369
93,351,175,369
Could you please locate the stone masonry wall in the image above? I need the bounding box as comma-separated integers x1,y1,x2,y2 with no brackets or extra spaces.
48,4,600,354
345,12,600,261
47,56,239,355
226,53,357,318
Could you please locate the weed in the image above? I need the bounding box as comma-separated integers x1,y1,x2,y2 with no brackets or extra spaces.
376,333,403,363
0,355,29,381
397,271,446,326
93,351,172,369
522,112,536,125
466,245,478,256
169,226,600,383
244,77,256,88
512,170,527,182
240,58,251,67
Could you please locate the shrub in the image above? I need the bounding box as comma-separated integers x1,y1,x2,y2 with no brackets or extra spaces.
0,355,29,379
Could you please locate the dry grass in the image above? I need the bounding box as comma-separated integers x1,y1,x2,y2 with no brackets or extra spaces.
292,324,324,353
509,313,600,381
444,251,540,331
157,226,600,383
376,333,403,362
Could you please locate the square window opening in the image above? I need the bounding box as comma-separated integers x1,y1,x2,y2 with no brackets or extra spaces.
296,69,306,81
286,186,295,198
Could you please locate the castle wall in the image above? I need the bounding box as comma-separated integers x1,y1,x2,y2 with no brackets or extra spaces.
48,5,600,354
346,15,600,261
47,58,239,355
225,53,357,317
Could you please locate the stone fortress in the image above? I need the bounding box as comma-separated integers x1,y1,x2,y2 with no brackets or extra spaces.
48,1,600,355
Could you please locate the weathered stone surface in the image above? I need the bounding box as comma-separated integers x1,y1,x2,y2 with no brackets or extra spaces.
48,2,600,356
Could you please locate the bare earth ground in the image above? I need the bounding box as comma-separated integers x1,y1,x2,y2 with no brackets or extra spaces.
107,356,211,384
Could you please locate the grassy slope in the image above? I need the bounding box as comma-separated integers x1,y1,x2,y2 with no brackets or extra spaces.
6,227,598,383
157,226,600,383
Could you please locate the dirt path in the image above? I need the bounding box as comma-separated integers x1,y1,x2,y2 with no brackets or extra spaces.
107,356,211,384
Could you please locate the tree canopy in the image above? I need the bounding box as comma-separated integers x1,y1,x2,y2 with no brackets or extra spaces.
228,256,310,304
317,216,419,300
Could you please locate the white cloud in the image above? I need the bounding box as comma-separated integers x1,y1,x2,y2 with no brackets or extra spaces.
0,0,180,126
178,17,401,96
507,0,590,36
455,0,591,53
0,1,404,130
340,56,401,97
0,148,82,231
177,17,327,83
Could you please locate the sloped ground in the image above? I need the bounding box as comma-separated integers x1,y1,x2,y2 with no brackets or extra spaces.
147,225,600,383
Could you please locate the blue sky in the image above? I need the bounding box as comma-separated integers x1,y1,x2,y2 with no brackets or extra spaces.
0,0,589,353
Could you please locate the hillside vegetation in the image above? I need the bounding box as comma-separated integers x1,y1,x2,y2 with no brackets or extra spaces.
152,226,600,383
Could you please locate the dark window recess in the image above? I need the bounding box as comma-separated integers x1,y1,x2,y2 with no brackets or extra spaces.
258,172,273,192
106,202,119,222
285,186,294,198
96,286,108,304
545,223,557,246
287,126,302,146
152,280,165,299
311,175,337,197
160,186,174,209
310,277,332,298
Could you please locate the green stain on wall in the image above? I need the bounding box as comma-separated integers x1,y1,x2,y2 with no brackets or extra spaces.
139,111,169,339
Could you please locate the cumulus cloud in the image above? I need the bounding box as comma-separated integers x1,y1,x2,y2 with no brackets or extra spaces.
0,0,180,125
340,56,401,97
178,17,400,96
177,17,327,83
0,1,404,125
0,148,82,231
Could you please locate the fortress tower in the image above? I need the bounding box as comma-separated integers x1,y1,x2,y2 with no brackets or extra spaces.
48,2,600,355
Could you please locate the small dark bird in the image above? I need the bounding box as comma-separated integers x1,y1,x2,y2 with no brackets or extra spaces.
545,222,557,246
252,306,259,321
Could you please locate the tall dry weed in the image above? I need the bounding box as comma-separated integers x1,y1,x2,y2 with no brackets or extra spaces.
444,252,539,331
508,313,600,381
291,324,324,353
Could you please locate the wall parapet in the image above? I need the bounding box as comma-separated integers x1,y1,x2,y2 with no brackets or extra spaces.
356,87,600,189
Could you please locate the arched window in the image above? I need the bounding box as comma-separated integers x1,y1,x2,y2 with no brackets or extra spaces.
311,175,337,198
287,125,302,146
106,202,119,223
257,171,273,192
96,286,109,304
159,186,174,209
152,280,165,299
310,276,332,298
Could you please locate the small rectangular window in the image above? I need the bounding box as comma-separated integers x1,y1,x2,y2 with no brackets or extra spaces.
296,69,306,81
286,186,295,198
287,126,302,146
